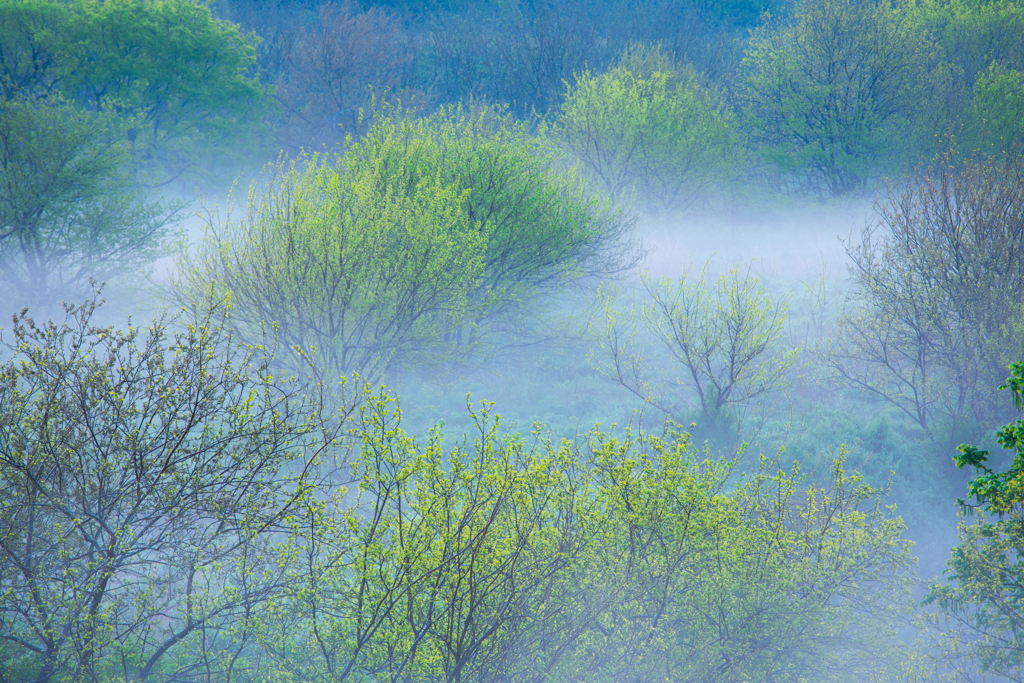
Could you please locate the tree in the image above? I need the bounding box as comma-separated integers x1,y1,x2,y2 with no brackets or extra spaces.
910,0,1024,95
740,0,934,196
558,42,740,213
970,63,1024,155
266,0,420,152
0,0,270,183
926,362,1024,681
175,150,487,382
590,264,796,429
827,148,1024,443
0,295,346,683
0,296,921,681
343,105,638,321
254,391,919,683
424,0,622,115
559,446,919,683
0,97,179,312
176,105,638,380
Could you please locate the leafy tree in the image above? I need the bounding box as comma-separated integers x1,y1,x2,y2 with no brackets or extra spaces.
256,392,919,683
0,97,179,311
827,148,1024,444
175,150,487,382
911,0,1024,92
0,0,269,182
0,295,345,683
740,0,934,196
562,446,920,683
346,105,639,343
558,42,739,213
590,264,796,428
926,363,1024,681
0,296,922,682
970,63,1024,154
177,106,638,380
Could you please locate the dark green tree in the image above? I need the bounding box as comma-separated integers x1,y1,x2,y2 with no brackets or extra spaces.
0,0,270,183
927,362,1024,681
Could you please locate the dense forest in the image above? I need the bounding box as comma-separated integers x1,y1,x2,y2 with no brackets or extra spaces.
1,0,1024,680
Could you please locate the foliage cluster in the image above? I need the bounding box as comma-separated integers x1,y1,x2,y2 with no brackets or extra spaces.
0,299,921,683
0,297,345,683
557,43,739,213
926,363,1024,681
0,98,179,309
175,106,637,382
740,0,934,196
0,0,268,183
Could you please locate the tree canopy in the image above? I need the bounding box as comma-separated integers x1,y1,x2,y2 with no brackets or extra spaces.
0,0,270,182
741,0,934,196
558,42,739,212
0,296,345,683
176,105,638,380
0,97,179,310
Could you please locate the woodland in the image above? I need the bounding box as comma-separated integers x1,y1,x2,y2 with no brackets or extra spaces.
1,0,1024,680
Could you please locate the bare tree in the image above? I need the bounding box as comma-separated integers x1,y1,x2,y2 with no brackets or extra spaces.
590,264,795,428
828,148,1024,442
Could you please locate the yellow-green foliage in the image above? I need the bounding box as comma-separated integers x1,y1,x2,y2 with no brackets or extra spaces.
589,264,797,425
558,43,739,212
261,389,920,683
0,299,923,682
177,105,635,380
345,104,635,310
972,64,1024,153
180,151,487,380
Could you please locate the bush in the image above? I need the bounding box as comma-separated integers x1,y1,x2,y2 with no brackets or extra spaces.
589,264,796,434
558,43,740,212
176,150,486,381
175,105,637,380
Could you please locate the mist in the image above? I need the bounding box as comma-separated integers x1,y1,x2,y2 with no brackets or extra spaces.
2,0,1023,680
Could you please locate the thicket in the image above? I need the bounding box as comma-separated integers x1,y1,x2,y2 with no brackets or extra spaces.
220,0,1024,197
173,105,637,382
0,298,921,683
4,0,1024,679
